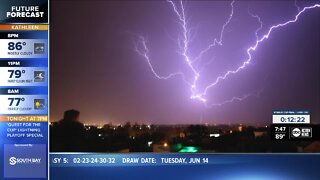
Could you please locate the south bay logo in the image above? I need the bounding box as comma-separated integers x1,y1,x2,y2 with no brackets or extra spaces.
9,157,41,166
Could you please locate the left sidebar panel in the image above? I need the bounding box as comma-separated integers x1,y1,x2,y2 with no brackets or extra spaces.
0,1,49,179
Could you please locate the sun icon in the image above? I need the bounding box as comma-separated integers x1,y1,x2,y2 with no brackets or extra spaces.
35,101,41,108
34,99,45,110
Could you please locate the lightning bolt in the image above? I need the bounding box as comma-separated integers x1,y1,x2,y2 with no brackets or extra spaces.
208,87,265,107
167,0,207,102
134,35,183,80
133,1,320,106
200,3,320,99
295,0,301,11
193,0,235,63
209,91,262,107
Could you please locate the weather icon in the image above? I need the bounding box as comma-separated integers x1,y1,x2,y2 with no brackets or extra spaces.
34,43,45,54
34,99,45,110
34,71,45,82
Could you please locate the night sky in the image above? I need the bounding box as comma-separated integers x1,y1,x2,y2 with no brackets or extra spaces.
51,0,320,125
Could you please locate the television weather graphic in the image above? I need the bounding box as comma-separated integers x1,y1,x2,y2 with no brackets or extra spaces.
0,0,49,179
0,0,320,179
34,43,45,54
34,71,46,82
270,110,319,141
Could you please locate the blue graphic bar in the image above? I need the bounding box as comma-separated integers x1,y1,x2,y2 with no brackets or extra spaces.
50,154,320,180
